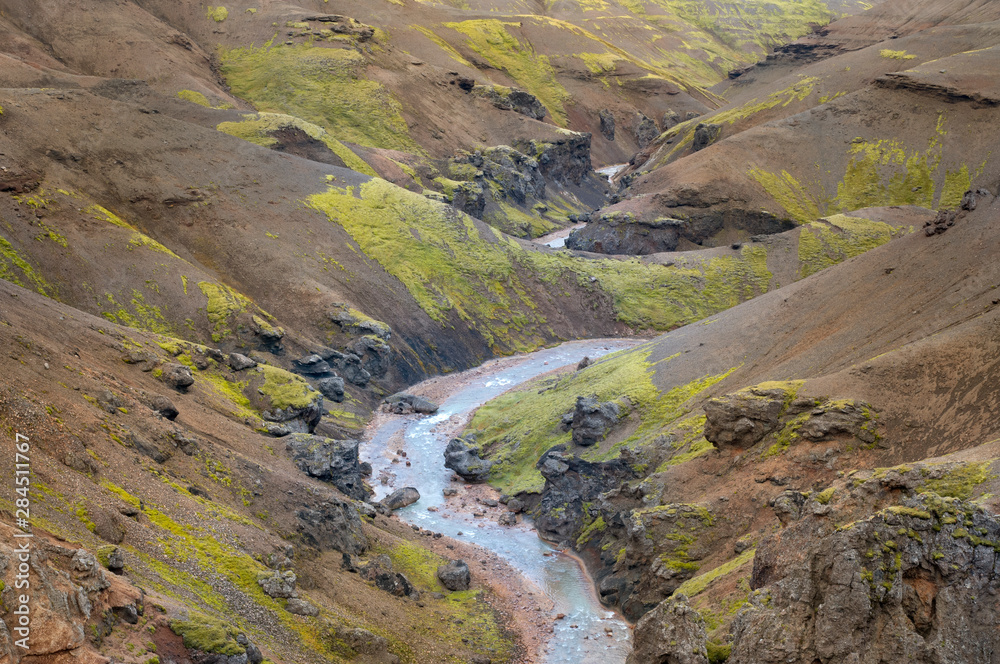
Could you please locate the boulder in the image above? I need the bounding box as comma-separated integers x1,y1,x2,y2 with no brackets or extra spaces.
293,354,332,375
228,353,257,371
336,627,399,661
569,396,624,446
626,595,709,664
443,437,495,482
285,598,319,616
661,109,680,129
470,84,546,120
385,392,439,414
702,386,789,449
296,499,369,555
317,376,346,402
257,570,296,598
691,122,721,152
381,487,420,510
149,394,178,420
160,363,194,391
437,560,471,591
286,433,366,500
498,512,517,526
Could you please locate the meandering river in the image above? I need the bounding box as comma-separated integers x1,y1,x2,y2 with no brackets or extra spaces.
362,340,638,663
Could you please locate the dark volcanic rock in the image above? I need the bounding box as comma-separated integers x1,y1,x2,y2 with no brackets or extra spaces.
293,354,332,376
470,84,546,120
227,353,257,371
296,499,368,555
436,559,471,591
729,495,1000,664
569,395,625,446
148,394,178,420
661,109,680,130
286,433,366,500
385,392,439,414
627,595,709,664
317,376,345,402
599,109,616,141
443,436,495,482
381,487,420,510
262,394,323,434
534,446,635,543
634,113,659,149
160,363,193,391
691,122,722,152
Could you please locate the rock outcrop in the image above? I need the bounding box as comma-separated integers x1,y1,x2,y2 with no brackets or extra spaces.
436,560,471,591
286,433,367,500
443,436,495,482
565,395,626,446
382,487,420,510
627,595,709,664
384,392,439,414
730,495,1000,664
296,499,369,555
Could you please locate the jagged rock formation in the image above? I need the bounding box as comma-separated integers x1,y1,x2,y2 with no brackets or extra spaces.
285,433,367,500
296,499,369,555
444,436,496,482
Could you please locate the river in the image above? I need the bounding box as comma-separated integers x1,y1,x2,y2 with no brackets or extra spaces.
361,340,638,664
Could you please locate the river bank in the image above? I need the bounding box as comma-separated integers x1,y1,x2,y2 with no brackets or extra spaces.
361,339,641,663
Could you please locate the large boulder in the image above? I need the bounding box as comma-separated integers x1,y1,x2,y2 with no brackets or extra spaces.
691,122,721,152
317,376,345,403
228,353,257,371
385,393,439,415
160,363,194,391
634,112,659,149
296,499,369,555
381,487,420,510
286,433,366,500
627,595,709,664
471,84,546,120
293,354,332,376
569,396,624,446
443,436,494,482
599,109,616,141
437,560,471,591
702,386,790,449
257,570,296,599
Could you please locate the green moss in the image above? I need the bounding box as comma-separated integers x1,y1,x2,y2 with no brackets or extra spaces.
177,90,212,107
815,487,836,505
707,641,732,663
938,164,971,209
468,343,735,494
879,49,915,60
169,615,244,656
412,26,472,66
197,281,251,342
672,548,755,598
257,364,317,410
576,515,607,546
797,215,897,278
100,290,174,335
206,6,228,22
220,42,419,152
443,19,571,126
0,235,54,297
748,168,820,224
74,503,96,532
217,112,378,177
886,505,932,519
920,462,994,501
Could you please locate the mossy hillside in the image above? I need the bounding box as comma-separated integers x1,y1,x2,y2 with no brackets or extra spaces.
412,25,472,67
671,547,756,599
376,541,515,662
216,112,378,177
442,20,572,126
306,179,778,349
466,344,736,494
918,462,995,501
169,615,244,656
751,117,985,221
197,281,252,343
797,215,899,278
257,364,318,411
220,42,420,153
0,234,55,297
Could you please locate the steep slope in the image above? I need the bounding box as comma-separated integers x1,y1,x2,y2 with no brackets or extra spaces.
572,0,1000,253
